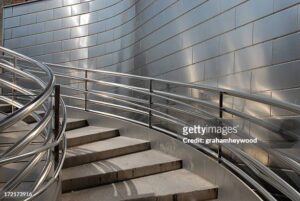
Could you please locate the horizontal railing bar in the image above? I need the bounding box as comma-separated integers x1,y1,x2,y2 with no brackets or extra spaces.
153,102,212,120
62,93,187,126
61,85,148,105
67,105,149,127
63,95,148,115
153,90,219,110
56,75,216,119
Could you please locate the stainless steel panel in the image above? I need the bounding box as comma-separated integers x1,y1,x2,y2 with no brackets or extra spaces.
271,88,300,116
96,54,113,67
70,48,88,60
218,71,251,92
97,30,114,44
88,21,105,35
4,38,20,49
71,2,89,15
62,16,80,28
253,6,298,43
36,32,54,44
52,51,71,63
20,35,36,47
220,0,247,12
143,35,183,64
44,19,63,32
158,62,205,83
272,32,300,64
3,7,13,18
70,25,88,38
89,0,106,12
274,0,300,11
62,38,80,51
53,6,72,19
20,13,37,25
142,47,193,77
63,0,80,6
4,16,20,29
88,44,106,58
12,4,29,16
4,29,12,40
37,10,54,22
219,23,253,54
236,0,273,26
192,37,220,63
53,29,71,41
235,41,272,72
204,53,234,80
251,61,300,92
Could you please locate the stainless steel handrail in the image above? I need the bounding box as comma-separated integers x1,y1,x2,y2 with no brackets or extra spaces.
0,47,66,201
45,62,300,113
45,62,300,201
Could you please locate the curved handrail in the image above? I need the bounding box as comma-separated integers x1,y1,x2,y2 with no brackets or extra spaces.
0,47,66,201
44,62,300,201
45,62,300,113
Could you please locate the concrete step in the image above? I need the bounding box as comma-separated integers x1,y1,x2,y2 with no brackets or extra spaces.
66,126,119,148
62,150,182,192
61,169,218,201
63,136,150,168
66,118,88,131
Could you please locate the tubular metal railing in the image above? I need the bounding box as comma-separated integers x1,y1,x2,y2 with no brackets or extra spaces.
40,62,299,201
0,47,66,201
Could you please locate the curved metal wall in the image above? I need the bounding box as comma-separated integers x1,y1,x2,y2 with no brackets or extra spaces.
3,0,300,115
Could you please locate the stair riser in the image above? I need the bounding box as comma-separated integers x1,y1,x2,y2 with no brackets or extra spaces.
66,120,88,131
23,113,45,124
67,130,119,148
0,105,12,113
123,188,218,201
63,143,151,168
62,160,182,192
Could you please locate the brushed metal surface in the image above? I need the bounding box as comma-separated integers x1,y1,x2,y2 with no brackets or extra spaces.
3,0,300,167
253,6,298,43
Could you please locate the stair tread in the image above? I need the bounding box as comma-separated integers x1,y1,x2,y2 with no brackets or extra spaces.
66,126,117,139
66,136,149,158
62,169,217,201
62,150,181,181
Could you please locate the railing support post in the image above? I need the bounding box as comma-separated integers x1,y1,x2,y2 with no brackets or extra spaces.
148,79,153,128
54,85,60,169
84,70,88,111
12,57,17,112
218,92,223,163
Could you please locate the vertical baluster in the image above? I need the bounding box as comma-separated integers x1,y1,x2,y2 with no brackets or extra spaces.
148,79,153,128
54,85,60,168
218,92,223,163
85,69,88,111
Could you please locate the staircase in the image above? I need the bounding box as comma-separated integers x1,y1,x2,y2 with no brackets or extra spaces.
60,118,218,201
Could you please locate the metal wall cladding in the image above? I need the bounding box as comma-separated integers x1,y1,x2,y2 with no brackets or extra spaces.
3,0,300,119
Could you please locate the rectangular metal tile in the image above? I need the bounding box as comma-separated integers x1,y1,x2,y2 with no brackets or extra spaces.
235,41,272,72
253,6,298,43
